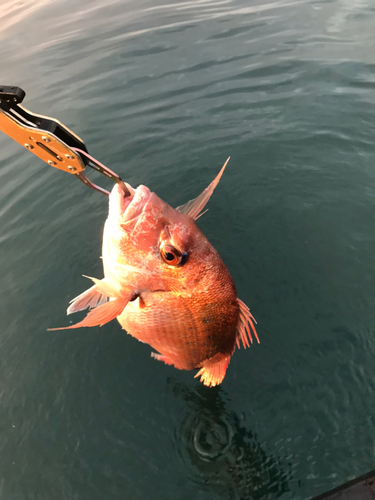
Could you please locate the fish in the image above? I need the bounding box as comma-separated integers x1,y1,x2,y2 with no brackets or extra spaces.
50,158,259,387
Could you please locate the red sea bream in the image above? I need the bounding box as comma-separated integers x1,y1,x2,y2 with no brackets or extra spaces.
51,159,259,386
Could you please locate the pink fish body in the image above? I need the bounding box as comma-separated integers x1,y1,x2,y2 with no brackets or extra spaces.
51,160,258,386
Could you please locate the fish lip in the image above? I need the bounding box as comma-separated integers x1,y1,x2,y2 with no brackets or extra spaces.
109,183,134,217
109,182,154,233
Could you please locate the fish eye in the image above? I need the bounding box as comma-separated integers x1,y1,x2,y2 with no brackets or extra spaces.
160,244,187,266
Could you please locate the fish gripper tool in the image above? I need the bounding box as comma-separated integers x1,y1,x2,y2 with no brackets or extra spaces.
0,85,130,196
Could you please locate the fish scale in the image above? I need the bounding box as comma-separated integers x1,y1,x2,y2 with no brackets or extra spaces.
118,290,239,371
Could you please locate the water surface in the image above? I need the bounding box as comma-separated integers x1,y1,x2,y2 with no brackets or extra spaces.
1,0,375,498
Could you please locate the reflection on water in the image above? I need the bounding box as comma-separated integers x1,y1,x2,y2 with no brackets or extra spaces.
0,0,49,36
172,382,291,499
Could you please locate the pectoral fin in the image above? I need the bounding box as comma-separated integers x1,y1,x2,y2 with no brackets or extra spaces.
48,276,135,330
67,276,119,315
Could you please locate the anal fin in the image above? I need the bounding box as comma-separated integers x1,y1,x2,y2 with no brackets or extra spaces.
151,353,175,366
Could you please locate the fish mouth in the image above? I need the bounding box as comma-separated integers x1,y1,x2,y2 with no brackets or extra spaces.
109,183,151,225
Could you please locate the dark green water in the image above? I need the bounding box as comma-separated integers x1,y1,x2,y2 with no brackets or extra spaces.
1,0,375,498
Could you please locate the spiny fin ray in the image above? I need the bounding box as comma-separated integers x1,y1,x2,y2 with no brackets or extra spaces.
176,157,230,220
236,298,259,348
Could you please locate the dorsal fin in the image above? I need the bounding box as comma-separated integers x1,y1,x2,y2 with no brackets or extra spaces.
236,298,259,348
176,157,230,220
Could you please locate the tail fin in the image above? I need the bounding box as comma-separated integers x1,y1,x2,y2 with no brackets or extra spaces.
195,354,231,387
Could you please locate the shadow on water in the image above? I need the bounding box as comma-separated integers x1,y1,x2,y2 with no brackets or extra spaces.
170,381,291,500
